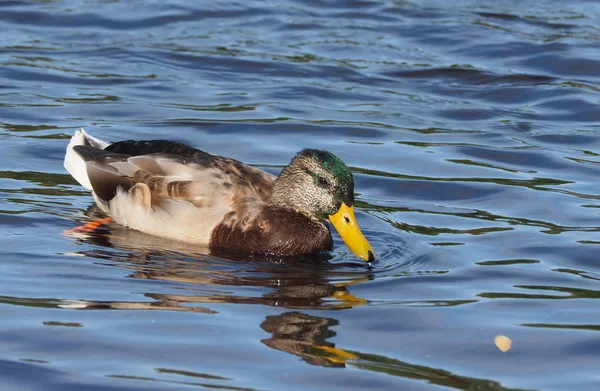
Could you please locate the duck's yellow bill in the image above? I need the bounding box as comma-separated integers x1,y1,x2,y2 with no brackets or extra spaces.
328,203,375,262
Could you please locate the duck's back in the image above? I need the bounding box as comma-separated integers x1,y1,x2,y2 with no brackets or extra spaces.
105,139,276,203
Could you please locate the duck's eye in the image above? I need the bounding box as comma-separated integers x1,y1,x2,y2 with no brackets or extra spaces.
318,176,328,187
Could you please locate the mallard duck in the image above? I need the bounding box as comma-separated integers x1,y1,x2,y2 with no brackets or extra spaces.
64,129,375,262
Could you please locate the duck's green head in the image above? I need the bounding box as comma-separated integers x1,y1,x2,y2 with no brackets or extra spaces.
271,149,375,262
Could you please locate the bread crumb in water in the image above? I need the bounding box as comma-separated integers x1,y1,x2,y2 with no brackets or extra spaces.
495,335,512,352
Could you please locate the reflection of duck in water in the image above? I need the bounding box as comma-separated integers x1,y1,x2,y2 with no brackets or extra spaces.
64,129,375,261
71,232,370,310
261,312,348,367
261,311,520,390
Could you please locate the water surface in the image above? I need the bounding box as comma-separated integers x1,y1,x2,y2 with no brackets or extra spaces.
1,0,600,390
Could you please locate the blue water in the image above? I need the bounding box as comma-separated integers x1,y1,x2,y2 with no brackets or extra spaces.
1,0,600,389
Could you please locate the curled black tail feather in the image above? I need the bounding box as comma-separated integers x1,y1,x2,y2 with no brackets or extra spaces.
72,145,129,162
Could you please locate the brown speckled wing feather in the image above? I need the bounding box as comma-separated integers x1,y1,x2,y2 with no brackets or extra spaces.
74,141,276,208
105,140,275,201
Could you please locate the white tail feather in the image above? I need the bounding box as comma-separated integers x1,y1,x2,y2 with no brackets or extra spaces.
64,128,109,190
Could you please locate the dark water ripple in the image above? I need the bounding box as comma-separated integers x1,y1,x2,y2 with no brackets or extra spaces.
1,0,600,390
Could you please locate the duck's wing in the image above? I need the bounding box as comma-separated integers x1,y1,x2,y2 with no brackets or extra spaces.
72,142,276,206
105,139,213,160
70,146,134,202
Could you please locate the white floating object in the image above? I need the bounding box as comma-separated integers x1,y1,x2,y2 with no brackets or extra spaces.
495,335,512,352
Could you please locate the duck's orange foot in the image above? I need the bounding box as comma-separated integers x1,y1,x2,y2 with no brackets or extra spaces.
65,217,113,235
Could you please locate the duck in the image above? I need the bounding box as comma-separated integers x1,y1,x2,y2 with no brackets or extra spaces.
64,129,375,262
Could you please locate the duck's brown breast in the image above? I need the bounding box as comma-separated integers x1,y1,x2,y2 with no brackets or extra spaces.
209,205,332,257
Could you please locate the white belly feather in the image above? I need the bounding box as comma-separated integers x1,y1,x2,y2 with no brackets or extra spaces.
99,188,231,244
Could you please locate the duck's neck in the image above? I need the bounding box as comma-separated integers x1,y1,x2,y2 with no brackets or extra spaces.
270,167,294,206
269,166,310,214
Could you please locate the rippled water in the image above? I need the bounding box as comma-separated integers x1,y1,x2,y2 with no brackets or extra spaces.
1,0,600,389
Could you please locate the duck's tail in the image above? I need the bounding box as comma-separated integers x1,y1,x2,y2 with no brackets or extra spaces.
64,128,109,190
